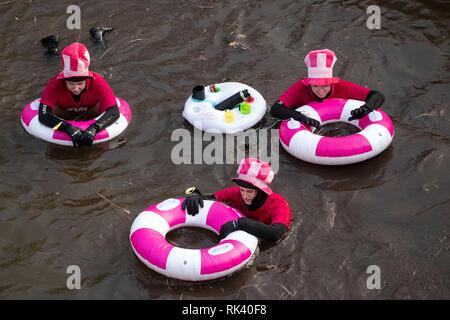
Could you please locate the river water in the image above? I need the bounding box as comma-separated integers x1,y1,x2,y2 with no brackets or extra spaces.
0,0,448,300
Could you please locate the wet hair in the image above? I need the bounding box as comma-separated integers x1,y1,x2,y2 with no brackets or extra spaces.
65,76,88,82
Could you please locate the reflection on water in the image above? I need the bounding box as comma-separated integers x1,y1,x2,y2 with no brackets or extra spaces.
0,0,448,300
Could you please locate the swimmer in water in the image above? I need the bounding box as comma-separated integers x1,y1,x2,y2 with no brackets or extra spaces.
270,49,386,129
182,158,292,243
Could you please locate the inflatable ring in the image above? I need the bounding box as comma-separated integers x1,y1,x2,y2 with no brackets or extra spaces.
182,82,266,134
279,99,394,165
21,97,132,146
130,198,258,281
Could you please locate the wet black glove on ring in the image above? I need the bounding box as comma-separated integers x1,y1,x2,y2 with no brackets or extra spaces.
219,219,240,239
79,123,99,146
295,112,321,130
65,124,83,148
182,187,204,216
348,105,373,121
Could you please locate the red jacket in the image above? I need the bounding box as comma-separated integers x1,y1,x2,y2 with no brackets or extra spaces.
40,71,116,113
279,79,370,108
213,186,292,228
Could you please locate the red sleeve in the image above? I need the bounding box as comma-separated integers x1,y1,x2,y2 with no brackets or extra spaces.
213,187,238,204
267,196,292,228
278,80,303,108
333,80,370,101
278,79,315,108
40,76,61,109
91,73,117,113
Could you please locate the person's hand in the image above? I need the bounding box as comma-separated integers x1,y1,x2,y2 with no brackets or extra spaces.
219,220,240,239
79,123,99,147
182,187,204,216
295,112,321,130
65,125,83,148
348,105,373,121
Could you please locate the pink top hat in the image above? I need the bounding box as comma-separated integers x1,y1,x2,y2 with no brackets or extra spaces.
56,42,95,80
301,49,339,86
232,158,274,195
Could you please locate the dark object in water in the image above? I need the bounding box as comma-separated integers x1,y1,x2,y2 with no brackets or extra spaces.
89,27,113,48
41,34,60,56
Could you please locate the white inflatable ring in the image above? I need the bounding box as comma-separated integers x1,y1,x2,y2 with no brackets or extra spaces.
182,82,266,134
21,97,132,146
130,198,258,281
279,99,394,165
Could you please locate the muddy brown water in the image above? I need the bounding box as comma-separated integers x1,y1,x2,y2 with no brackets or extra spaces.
0,0,448,299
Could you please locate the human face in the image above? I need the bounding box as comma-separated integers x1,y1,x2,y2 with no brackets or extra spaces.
310,85,331,98
66,80,86,95
239,186,258,205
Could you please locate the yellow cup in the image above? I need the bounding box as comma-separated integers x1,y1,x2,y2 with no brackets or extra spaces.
224,110,235,123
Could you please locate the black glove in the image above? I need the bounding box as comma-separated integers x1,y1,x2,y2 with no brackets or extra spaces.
65,125,83,148
349,90,385,121
348,105,373,121
295,112,321,130
270,100,320,129
219,219,240,239
182,188,204,216
79,123,99,147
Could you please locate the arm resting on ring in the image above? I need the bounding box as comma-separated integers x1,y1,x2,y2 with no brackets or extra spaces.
270,100,301,120
90,104,120,131
38,103,70,131
203,194,288,242
238,218,288,243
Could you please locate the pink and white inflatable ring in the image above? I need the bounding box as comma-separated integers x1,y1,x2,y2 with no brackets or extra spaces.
279,99,394,165
21,97,132,146
130,198,258,281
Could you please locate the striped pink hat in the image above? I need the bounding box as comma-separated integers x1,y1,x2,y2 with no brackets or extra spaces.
301,49,339,86
232,158,274,195
56,42,95,80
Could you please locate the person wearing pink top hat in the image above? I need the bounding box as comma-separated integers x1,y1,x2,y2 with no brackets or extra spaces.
38,42,119,147
270,48,385,129
182,158,292,243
